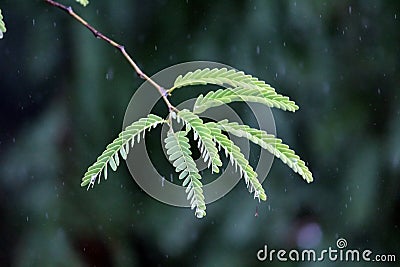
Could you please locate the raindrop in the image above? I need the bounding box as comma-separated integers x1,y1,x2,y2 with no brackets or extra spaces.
256,45,260,55
105,68,114,80
45,212,49,219
170,173,173,182
32,19,35,26
161,176,165,187
53,22,57,28
348,6,352,15
349,196,352,202
395,14,397,19
377,88,381,94
323,82,330,94
26,216,29,222
283,41,286,47
154,45,158,51
392,153,399,168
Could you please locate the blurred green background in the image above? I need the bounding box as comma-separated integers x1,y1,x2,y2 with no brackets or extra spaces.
0,0,399,266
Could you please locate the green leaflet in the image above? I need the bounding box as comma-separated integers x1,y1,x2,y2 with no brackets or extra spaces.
0,9,6,39
216,119,313,183
81,114,164,189
165,131,206,218
170,68,298,111
206,122,267,201
174,109,223,173
75,0,89,7
194,87,298,114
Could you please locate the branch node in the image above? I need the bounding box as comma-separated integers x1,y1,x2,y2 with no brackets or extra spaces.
160,86,168,97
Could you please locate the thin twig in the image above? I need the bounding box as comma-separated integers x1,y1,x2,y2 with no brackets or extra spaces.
44,0,176,111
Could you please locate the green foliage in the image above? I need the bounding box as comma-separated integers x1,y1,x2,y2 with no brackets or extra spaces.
170,68,298,112
173,109,223,173
82,67,313,217
81,114,165,189
216,119,313,183
0,9,6,39
75,0,89,7
206,122,267,201
165,131,206,218
194,87,298,114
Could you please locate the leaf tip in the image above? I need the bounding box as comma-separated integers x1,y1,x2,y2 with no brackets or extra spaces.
260,193,267,201
195,209,206,218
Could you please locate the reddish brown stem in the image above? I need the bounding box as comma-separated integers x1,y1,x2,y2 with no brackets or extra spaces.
44,0,175,111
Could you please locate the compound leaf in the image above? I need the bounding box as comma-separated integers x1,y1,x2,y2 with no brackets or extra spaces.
164,130,206,218
194,87,298,114
170,68,298,112
81,114,165,189
174,109,223,173
216,119,313,183
206,122,267,201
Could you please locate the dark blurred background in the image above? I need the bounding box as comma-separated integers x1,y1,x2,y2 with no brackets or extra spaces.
0,0,399,266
